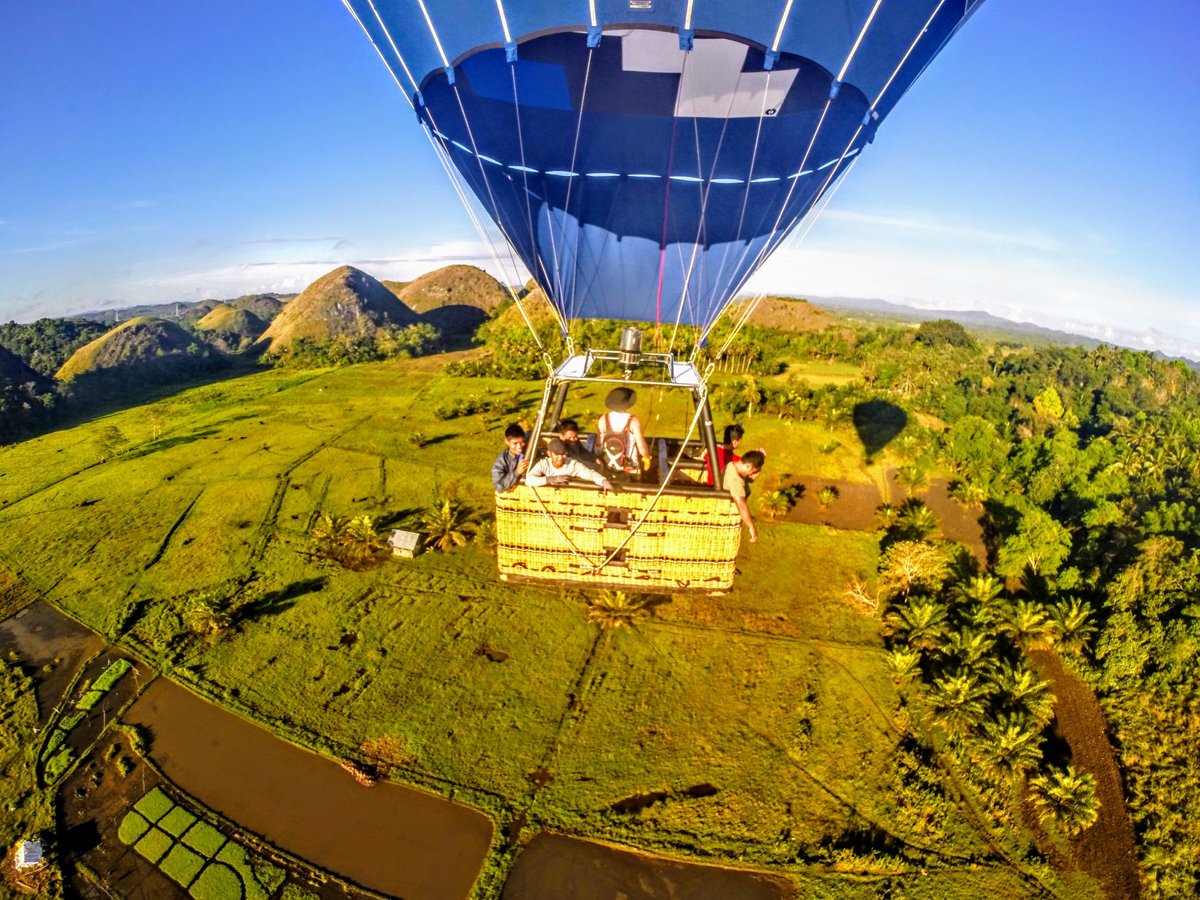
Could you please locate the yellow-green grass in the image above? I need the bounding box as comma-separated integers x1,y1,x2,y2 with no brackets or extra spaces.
777,360,862,386
0,357,1053,895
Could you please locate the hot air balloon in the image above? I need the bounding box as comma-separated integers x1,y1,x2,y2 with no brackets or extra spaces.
343,0,985,590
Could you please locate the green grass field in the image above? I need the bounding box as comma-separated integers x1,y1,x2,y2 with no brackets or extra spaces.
0,358,1063,896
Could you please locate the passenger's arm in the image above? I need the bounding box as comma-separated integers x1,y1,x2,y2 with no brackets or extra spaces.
733,493,758,542
524,458,549,487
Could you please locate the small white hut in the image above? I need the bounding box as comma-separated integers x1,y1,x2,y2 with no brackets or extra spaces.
389,530,423,558
15,839,44,869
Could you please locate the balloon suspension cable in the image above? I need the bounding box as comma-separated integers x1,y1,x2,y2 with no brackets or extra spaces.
558,48,596,322
348,0,559,367
707,154,859,359
696,64,779,352
526,392,714,573
700,0,886,348
450,78,572,360
667,49,765,359
425,134,554,368
724,0,942,323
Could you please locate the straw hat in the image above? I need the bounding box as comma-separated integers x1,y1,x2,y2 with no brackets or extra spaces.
604,386,637,411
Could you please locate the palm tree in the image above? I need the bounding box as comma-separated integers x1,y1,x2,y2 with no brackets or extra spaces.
1029,765,1100,835
586,590,652,628
895,463,929,493
185,593,231,635
758,489,791,522
420,496,476,551
344,514,387,565
999,599,1059,652
977,713,1042,780
954,574,1006,626
931,670,989,737
990,662,1056,726
883,595,949,651
897,499,939,541
948,478,988,507
311,513,348,557
1050,596,1096,653
939,627,995,668
885,647,923,686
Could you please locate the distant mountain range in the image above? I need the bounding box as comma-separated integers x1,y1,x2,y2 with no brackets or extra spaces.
801,295,1199,367
46,275,1200,369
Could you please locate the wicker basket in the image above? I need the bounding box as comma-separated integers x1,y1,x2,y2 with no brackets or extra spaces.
495,484,741,591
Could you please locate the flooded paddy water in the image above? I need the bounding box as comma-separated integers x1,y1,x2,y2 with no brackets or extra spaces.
503,834,793,900
123,677,493,899
0,600,105,723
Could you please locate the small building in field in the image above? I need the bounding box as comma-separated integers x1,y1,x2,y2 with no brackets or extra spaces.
389,530,423,558
15,839,44,869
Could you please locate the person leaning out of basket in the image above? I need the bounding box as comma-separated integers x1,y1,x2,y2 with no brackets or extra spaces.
724,449,766,543
527,438,614,491
492,423,528,493
554,418,598,468
595,387,651,476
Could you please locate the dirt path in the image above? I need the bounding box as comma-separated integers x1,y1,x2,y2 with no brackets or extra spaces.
1030,650,1141,899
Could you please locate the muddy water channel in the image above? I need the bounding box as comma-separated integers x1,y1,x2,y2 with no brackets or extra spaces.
503,834,793,900
124,678,492,899
0,600,104,722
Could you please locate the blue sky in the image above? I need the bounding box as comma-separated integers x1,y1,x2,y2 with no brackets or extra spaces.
2,1,1198,357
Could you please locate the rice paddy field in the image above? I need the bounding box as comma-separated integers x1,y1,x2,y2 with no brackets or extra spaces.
0,357,1080,897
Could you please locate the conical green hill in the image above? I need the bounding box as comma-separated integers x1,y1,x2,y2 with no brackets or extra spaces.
55,317,206,381
388,265,508,315
258,266,418,353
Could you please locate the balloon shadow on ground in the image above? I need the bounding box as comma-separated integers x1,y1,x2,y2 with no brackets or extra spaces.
852,400,907,460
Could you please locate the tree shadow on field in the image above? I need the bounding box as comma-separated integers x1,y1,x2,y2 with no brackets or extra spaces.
125,429,218,459
417,434,454,448
852,400,907,460
374,507,422,530
236,577,327,625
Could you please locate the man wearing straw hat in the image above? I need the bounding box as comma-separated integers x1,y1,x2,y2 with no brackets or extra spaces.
595,386,650,475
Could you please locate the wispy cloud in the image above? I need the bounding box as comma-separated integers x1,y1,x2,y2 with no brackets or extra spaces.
124,240,528,302
243,236,346,245
749,242,1200,359
820,209,1064,254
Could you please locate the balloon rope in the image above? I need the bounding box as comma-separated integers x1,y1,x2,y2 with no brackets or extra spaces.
696,64,778,349
446,77,569,350
723,0,945,319
427,137,550,357
347,0,420,105
508,64,540,305
346,0,548,355
708,156,858,358
563,49,596,323
653,99,684,344
668,53,743,359
707,0,889,342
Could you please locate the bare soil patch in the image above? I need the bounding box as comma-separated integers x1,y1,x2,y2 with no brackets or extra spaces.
782,474,986,562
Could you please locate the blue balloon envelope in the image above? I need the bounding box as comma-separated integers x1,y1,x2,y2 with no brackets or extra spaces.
345,1,984,334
